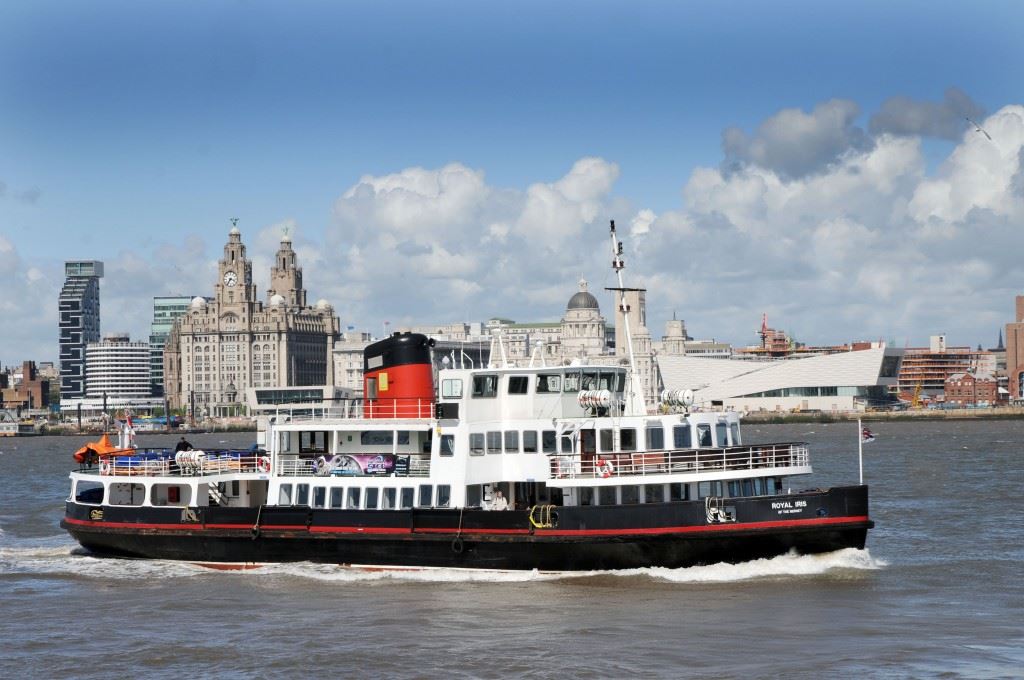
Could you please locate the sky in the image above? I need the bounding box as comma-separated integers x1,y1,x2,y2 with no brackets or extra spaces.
2,0,1024,363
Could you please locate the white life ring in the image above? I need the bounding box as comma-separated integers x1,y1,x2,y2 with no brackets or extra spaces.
596,458,614,478
99,459,111,476
257,456,271,473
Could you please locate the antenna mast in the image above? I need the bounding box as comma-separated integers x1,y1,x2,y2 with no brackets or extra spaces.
606,220,647,415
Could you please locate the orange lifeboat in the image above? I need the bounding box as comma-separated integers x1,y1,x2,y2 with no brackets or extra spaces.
73,433,134,464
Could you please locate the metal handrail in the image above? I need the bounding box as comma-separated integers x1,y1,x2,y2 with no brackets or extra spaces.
273,399,435,422
551,443,810,480
79,450,270,479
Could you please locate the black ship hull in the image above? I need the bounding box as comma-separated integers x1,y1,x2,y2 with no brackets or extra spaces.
62,486,872,571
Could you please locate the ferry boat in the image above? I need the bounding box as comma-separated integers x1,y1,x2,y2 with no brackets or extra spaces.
62,223,873,570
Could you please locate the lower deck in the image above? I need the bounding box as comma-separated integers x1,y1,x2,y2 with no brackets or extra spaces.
63,486,872,570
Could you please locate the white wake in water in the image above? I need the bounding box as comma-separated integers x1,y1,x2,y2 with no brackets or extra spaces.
0,539,885,584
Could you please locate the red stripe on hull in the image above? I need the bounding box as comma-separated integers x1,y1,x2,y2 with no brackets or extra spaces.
63,514,870,537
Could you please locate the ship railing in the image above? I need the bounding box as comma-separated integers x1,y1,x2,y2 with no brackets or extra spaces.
275,456,432,478
272,399,435,423
551,443,809,480
78,450,270,479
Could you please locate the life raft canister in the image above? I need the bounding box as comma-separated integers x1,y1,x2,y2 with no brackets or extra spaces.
596,458,614,478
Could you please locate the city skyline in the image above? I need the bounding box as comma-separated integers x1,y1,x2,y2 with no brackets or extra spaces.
3,2,1024,362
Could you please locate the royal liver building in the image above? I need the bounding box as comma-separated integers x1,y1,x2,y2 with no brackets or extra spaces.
164,226,340,416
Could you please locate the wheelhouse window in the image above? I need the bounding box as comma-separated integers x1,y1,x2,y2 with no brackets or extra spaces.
523,431,538,453
599,429,613,452
716,422,729,447
581,371,598,390
441,379,463,398
673,424,692,448
440,434,455,457
507,376,529,395
697,424,713,447
620,428,637,452
469,433,485,455
472,374,498,398
537,374,561,393
504,431,519,453
730,423,741,446
563,370,581,393
597,371,617,390
646,424,665,450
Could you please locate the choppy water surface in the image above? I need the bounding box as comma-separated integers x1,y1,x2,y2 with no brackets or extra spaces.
1,423,1021,678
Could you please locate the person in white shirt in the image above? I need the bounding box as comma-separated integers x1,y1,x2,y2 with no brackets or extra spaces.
492,489,509,511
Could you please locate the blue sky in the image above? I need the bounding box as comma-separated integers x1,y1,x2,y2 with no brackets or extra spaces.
2,1,1024,362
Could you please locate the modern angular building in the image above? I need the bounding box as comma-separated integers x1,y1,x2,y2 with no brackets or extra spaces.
163,228,341,417
149,296,201,397
658,344,904,412
58,260,103,398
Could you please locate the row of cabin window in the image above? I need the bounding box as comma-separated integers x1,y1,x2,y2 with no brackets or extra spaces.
441,371,628,399
468,430,557,455
577,477,780,506
465,422,741,456
279,483,451,510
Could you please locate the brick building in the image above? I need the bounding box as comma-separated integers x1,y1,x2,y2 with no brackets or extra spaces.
1005,295,1024,400
0,361,50,410
944,372,999,407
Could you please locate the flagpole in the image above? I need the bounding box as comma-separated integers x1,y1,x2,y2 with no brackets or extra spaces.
857,416,864,485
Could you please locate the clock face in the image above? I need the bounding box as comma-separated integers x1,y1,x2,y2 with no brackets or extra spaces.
223,271,238,287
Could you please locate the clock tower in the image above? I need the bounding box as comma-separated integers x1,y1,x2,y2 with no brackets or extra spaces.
216,223,256,308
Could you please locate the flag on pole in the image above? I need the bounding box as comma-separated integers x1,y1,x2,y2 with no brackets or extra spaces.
861,426,875,444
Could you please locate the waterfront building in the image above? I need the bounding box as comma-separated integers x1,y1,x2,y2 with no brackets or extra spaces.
658,344,903,412
164,228,341,417
0,361,50,410
895,335,995,400
58,260,103,398
1005,297,1024,399
85,333,152,399
150,296,203,397
944,372,1000,407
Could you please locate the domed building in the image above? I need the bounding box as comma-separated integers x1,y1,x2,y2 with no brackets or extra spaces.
164,227,340,417
560,279,607,360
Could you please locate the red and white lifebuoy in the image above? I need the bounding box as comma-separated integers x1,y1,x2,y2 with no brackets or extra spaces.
257,456,271,473
99,459,111,476
596,458,614,478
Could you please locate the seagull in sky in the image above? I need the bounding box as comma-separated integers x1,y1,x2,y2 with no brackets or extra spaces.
965,116,993,141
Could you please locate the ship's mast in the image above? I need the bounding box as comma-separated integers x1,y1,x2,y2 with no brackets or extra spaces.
606,220,648,415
